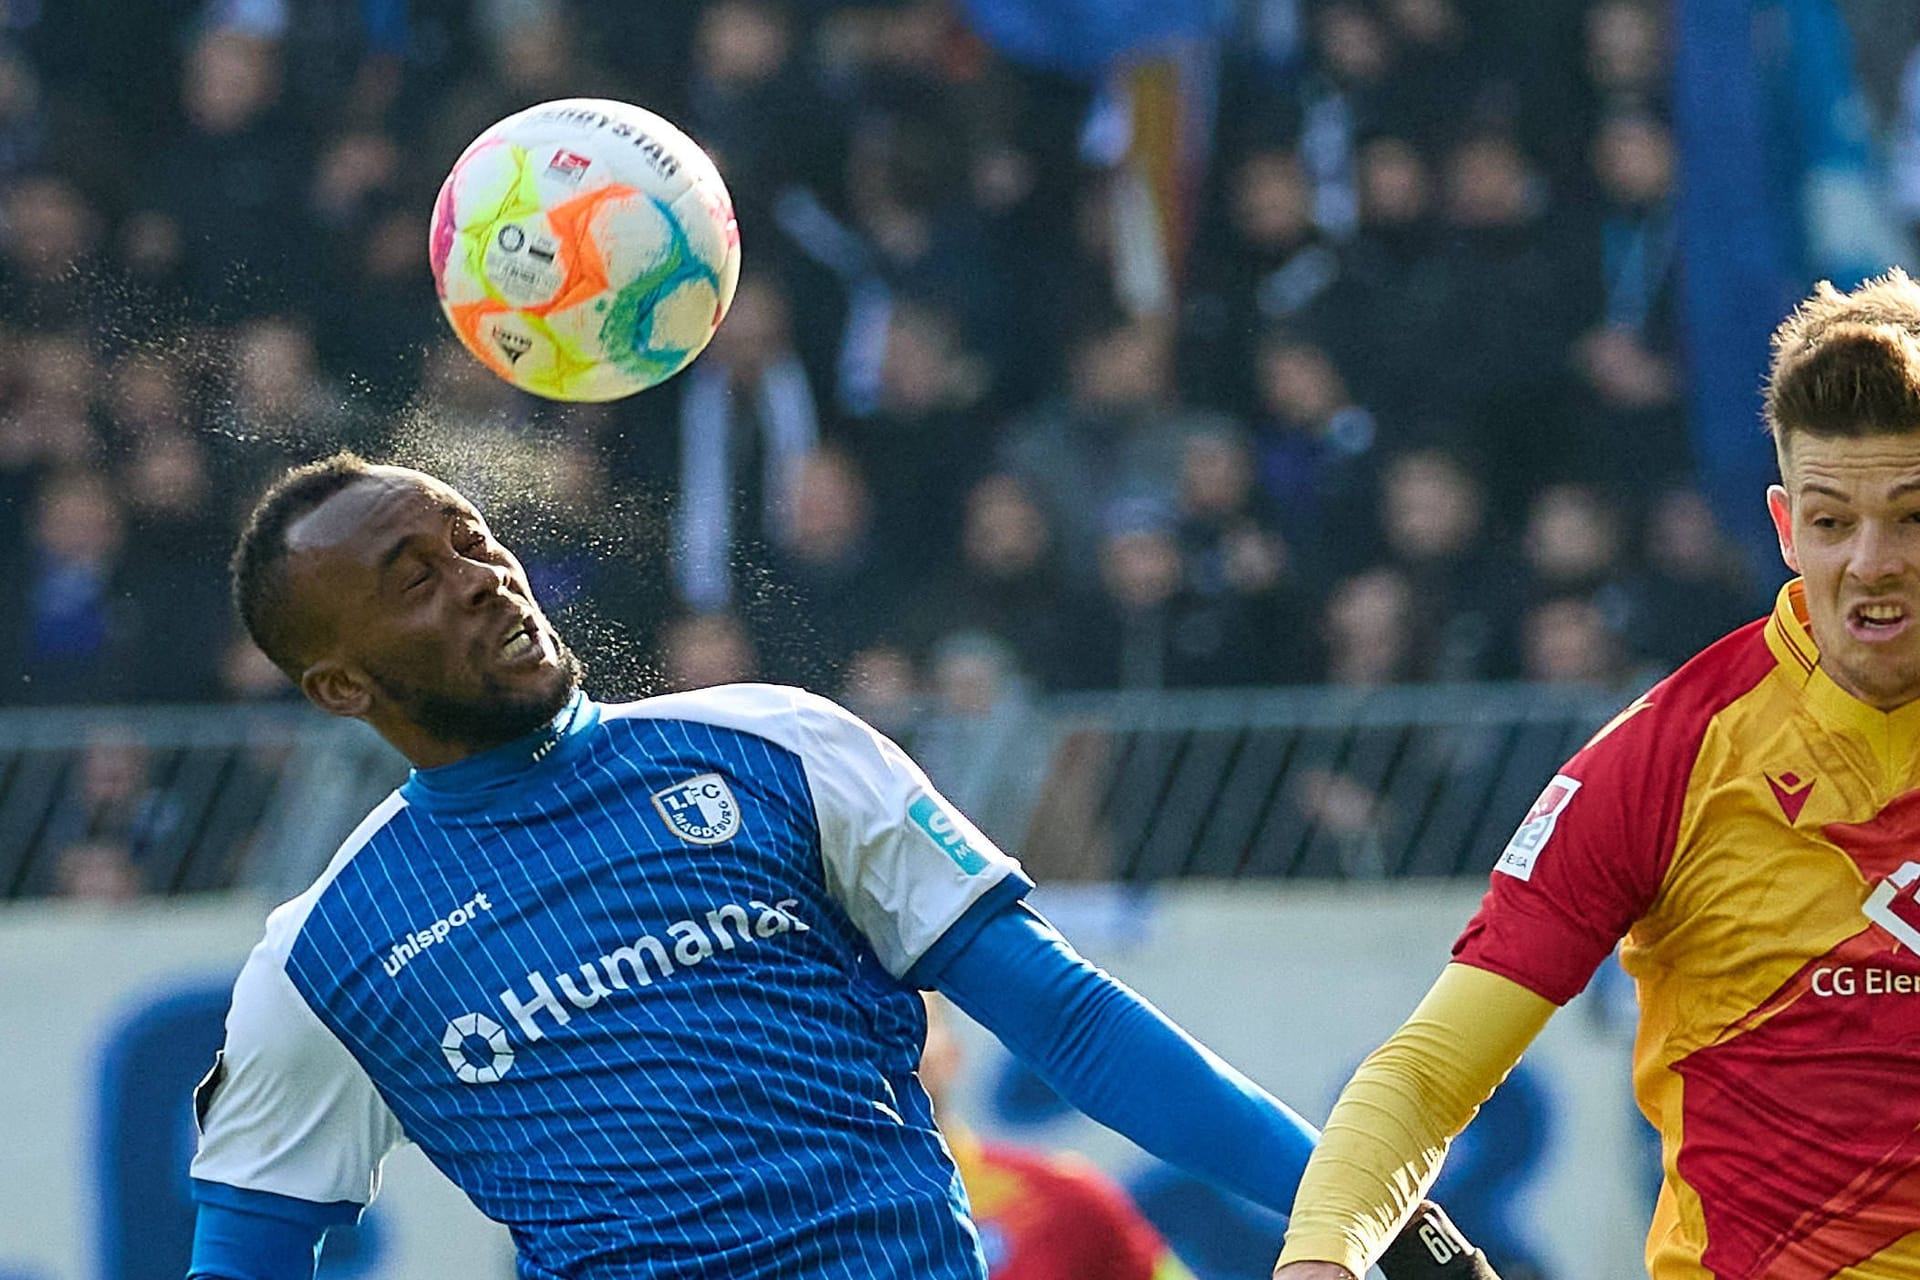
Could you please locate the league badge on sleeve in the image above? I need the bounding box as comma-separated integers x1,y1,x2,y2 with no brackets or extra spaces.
1496,774,1581,882
652,774,742,845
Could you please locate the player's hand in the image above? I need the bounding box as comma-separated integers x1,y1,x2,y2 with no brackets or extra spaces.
1272,1265,1356,1280
1375,1201,1503,1280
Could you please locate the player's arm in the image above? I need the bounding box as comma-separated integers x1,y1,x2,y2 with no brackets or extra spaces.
1279,679,1700,1277
927,904,1502,1280
792,687,1501,1279
1271,964,1554,1279
929,901,1318,1212
187,925,405,1280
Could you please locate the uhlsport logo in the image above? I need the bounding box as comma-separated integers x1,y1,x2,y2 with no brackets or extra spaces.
382,891,494,979
442,1012,514,1085
651,773,740,844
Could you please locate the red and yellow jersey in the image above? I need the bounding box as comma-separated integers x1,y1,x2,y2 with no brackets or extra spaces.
1456,580,1920,1279
948,1131,1195,1280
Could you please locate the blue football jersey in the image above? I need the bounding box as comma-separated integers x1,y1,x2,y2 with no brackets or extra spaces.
191,684,1032,1279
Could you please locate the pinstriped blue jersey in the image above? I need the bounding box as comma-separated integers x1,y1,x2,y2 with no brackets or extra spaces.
190,684,1032,1280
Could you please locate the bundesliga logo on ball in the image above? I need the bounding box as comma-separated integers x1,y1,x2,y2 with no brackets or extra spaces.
429,98,742,402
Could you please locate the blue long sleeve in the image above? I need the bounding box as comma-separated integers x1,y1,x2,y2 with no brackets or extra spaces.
928,901,1321,1215
188,1182,338,1280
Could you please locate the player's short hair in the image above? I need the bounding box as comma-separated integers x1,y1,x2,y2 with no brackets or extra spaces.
1766,269,1920,449
231,451,377,679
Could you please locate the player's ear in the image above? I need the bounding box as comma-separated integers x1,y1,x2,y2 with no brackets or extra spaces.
1767,484,1800,573
301,659,373,719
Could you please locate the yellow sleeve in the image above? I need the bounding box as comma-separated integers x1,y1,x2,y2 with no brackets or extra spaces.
1275,963,1556,1276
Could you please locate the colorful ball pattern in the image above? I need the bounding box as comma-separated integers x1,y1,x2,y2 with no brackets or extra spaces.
430,98,741,402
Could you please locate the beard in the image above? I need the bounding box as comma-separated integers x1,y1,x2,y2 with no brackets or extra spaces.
368,635,587,755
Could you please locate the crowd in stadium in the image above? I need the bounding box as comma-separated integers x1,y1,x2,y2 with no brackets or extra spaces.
3,0,1915,725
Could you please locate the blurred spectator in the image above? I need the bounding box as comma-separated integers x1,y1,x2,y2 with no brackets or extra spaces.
1291,765,1394,878
144,29,313,318
1175,426,1319,685
1550,112,1687,491
1379,0,1492,148
1002,315,1233,578
928,630,1027,717
687,1,843,212
840,301,996,577
0,174,102,328
42,726,185,866
1322,136,1453,424
1627,488,1762,673
837,642,920,738
119,421,229,699
663,272,822,613
53,839,144,902
1294,2,1401,238
1514,482,1634,682
103,352,193,442
753,447,903,687
222,632,296,702
1248,331,1379,579
1321,567,1416,688
1521,483,1628,601
307,126,440,403
1074,497,1270,691
0,470,138,704
1182,147,1337,415
841,115,1002,363
908,472,1075,692
1431,133,1574,493
1376,449,1517,679
425,4,617,187
0,333,100,474
659,611,759,692
1521,595,1626,685
1585,0,1668,118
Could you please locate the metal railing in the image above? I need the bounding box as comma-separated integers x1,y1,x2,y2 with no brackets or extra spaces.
0,683,1628,899
0,705,405,901
926,684,1625,883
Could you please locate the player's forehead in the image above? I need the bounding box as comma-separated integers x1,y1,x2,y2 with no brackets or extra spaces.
1784,432,1920,499
286,468,483,565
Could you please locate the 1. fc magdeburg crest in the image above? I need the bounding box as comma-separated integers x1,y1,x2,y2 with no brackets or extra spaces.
651,773,742,844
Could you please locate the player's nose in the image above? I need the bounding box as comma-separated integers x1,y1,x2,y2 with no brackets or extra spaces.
456,556,514,607
1847,521,1909,585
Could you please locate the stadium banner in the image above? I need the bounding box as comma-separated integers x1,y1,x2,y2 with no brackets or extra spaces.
0,887,1648,1280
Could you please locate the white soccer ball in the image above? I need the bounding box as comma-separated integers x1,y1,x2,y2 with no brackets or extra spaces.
429,98,741,402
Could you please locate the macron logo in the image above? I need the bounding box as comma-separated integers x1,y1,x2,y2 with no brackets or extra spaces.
382,892,495,978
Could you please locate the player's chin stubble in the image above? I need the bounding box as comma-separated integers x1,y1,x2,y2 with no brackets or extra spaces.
369,639,587,753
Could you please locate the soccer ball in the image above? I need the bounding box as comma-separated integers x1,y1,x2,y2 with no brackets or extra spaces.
429,98,741,402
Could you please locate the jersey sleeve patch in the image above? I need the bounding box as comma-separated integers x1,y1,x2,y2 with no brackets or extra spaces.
791,690,1030,978
1495,775,1581,883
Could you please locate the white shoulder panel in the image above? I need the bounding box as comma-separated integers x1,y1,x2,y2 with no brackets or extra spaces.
190,791,410,1207
605,685,1026,977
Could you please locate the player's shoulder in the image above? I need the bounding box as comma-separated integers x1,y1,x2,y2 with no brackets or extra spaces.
599,683,871,754
1575,616,1774,770
256,791,411,964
